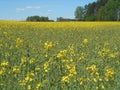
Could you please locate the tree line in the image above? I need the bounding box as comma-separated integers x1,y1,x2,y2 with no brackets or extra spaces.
26,0,120,22
75,0,120,21
26,16,54,22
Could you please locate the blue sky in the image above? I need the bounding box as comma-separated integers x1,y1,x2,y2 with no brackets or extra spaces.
0,0,96,20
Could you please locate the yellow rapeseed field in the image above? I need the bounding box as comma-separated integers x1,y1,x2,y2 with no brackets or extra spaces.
0,20,120,90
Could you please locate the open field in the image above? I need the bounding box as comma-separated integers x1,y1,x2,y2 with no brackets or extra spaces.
0,21,120,90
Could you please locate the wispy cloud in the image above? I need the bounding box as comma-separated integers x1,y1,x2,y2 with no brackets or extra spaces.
48,10,52,12
16,5,41,13
16,8,25,12
26,6,40,9
47,10,53,15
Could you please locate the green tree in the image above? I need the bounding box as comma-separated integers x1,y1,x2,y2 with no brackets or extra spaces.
84,2,97,21
26,16,51,22
75,6,85,20
26,16,40,22
97,0,120,21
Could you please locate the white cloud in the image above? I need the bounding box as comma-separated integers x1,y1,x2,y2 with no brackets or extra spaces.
48,10,52,12
26,6,40,9
16,5,41,13
16,8,25,12
47,10,53,15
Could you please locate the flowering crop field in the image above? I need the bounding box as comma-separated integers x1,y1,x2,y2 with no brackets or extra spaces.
0,21,120,90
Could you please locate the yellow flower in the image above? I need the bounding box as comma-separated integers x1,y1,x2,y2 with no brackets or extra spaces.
83,38,88,45
21,57,27,63
98,48,111,57
27,71,35,76
68,45,75,56
57,50,67,59
98,78,102,81
27,85,31,90
66,64,71,70
18,80,27,86
25,76,34,82
69,67,77,76
29,58,35,64
86,78,90,81
105,68,115,77
25,71,35,82
44,61,50,72
36,82,42,89
13,66,20,73
95,72,99,76
80,81,83,85
96,87,99,89
3,32,8,35
1,60,9,67
79,53,87,60
0,69,4,75
109,53,116,58
86,64,97,72
61,76,70,83
16,38,23,44
93,78,97,82
44,41,52,50
35,66,40,71
79,77,84,85
0,83,4,86
16,38,23,48
101,85,105,89
91,64,97,71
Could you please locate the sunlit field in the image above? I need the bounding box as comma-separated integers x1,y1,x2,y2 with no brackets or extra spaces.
0,21,120,90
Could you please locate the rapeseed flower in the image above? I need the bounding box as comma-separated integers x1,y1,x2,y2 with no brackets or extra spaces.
61,76,70,83
86,64,97,73
35,66,40,71
21,57,27,63
44,61,50,72
101,84,105,89
0,69,4,75
29,58,35,64
44,41,52,50
105,68,115,77
25,76,34,82
1,60,9,67
16,38,23,48
79,77,84,85
27,85,31,90
16,38,23,44
18,80,26,86
36,82,42,89
57,50,67,59
83,38,88,45
109,53,116,58
93,78,97,82
13,66,20,73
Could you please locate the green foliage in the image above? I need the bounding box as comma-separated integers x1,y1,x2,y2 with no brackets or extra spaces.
77,0,120,21
26,16,54,22
97,0,120,21
75,6,85,20
57,17,76,22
